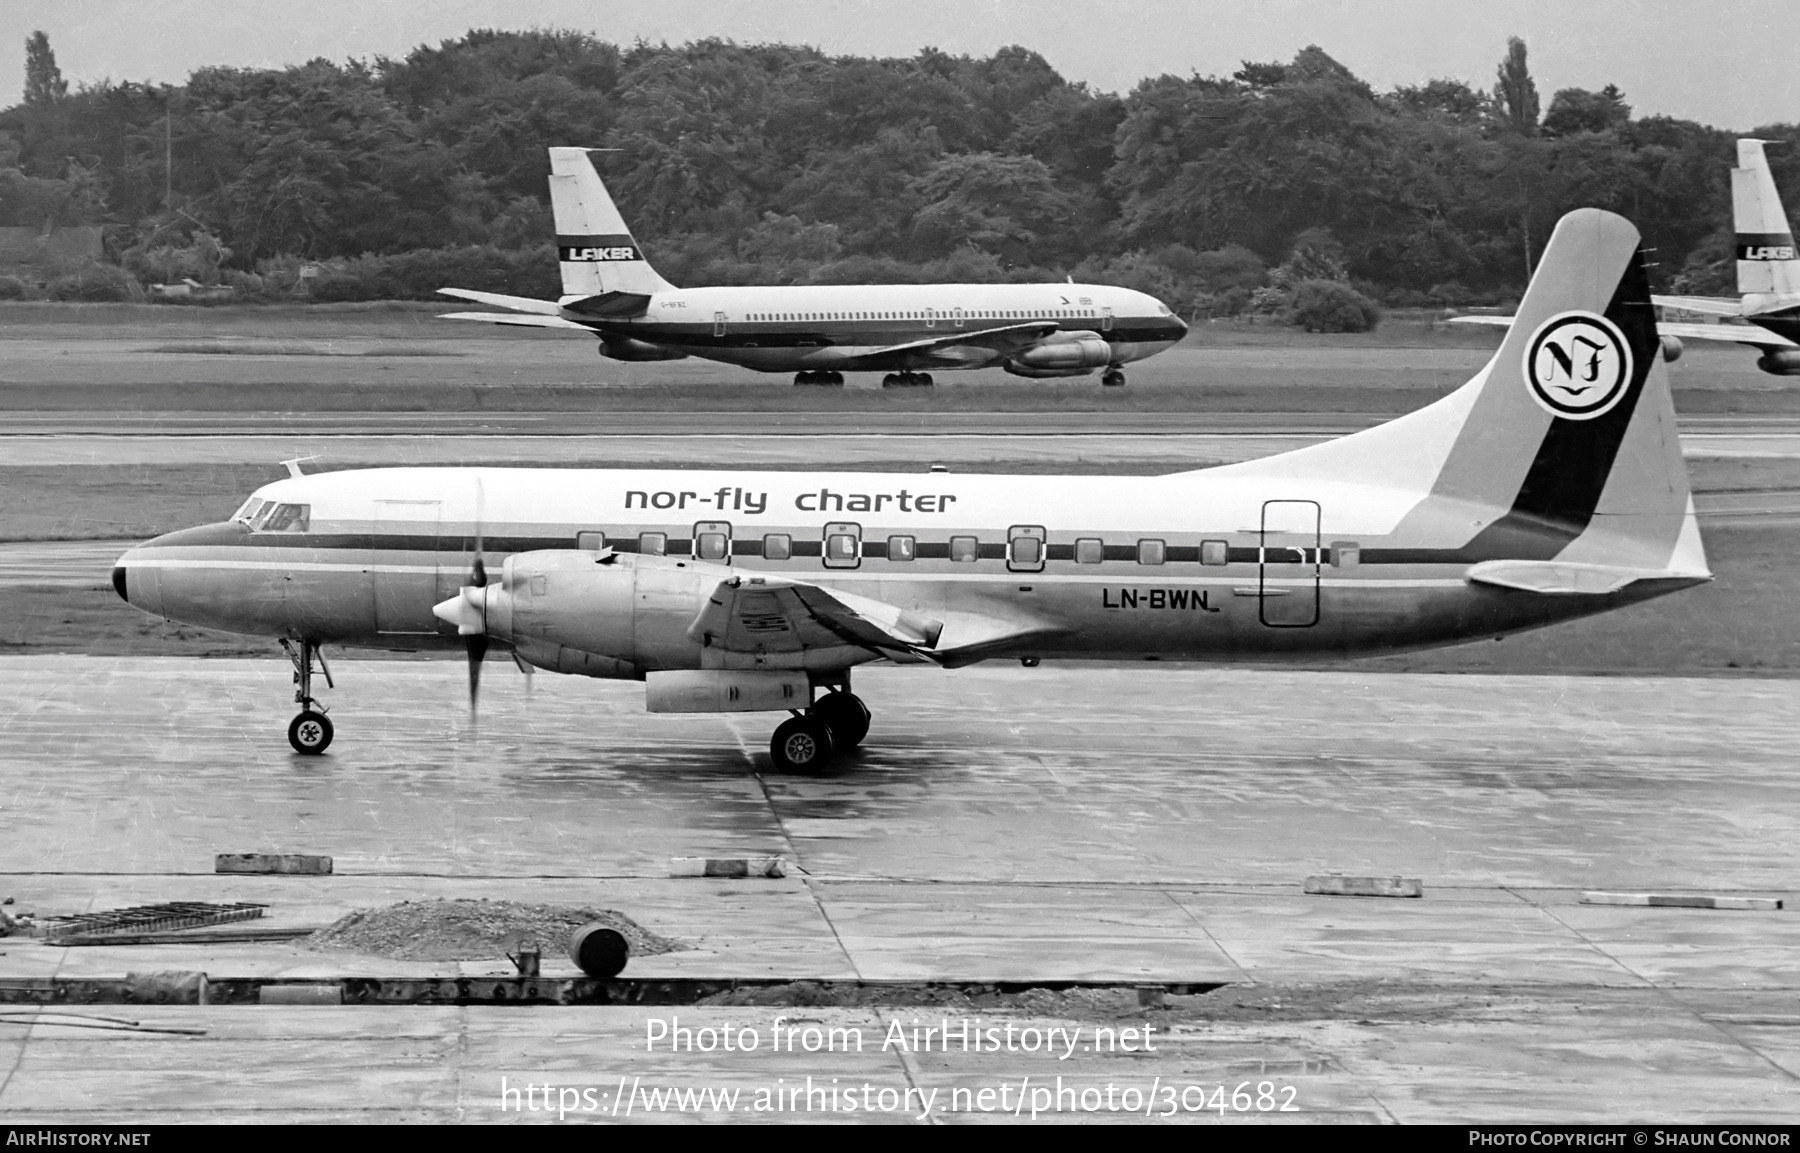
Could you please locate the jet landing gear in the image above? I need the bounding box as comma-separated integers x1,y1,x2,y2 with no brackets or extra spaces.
1101,368,1126,387
768,690,871,774
795,370,844,386
881,372,933,387
280,638,334,755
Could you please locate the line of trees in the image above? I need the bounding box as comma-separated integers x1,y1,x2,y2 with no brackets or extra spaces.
0,28,1792,317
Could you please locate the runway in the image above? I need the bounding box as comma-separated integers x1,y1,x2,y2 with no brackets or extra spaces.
6,430,1800,468
1,657,1798,1121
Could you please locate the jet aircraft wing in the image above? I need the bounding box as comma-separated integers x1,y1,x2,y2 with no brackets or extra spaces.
860,321,1062,364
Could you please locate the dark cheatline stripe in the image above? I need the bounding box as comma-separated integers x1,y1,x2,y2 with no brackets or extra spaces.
1456,245,1658,562
1736,232,1797,257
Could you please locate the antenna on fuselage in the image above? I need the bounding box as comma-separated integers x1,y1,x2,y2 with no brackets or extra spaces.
280,456,320,479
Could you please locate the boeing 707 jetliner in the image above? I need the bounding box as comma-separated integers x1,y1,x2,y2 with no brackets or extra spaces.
118,208,1707,772
439,148,1187,387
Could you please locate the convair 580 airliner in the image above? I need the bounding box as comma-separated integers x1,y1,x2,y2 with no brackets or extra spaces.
117,208,1708,771
438,148,1187,387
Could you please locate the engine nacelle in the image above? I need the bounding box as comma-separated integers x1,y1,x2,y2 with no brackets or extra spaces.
1002,361,1100,379
645,670,810,713
452,550,720,676
598,336,688,362
1005,331,1113,376
1757,349,1800,376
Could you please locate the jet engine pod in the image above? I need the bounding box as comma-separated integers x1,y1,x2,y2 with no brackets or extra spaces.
1005,330,1112,377
1756,349,1800,376
597,335,688,362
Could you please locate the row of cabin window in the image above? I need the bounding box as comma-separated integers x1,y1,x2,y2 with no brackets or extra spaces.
586,530,1234,566
746,310,1093,322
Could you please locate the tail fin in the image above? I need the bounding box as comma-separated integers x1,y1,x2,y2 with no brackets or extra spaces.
547,147,676,298
1733,139,1800,297
1234,208,1705,578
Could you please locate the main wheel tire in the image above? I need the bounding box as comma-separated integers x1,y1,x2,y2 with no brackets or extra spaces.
812,692,871,750
918,372,934,386
770,715,836,773
288,710,334,755
1102,369,1126,387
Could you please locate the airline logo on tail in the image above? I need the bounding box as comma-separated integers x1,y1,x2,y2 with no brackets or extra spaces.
558,234,640,262
1737,232,1797,261
1523,311,1633,420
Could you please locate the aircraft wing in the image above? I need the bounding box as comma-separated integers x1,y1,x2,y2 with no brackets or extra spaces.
687,573,1067,666
1653,294,1745,317
437,288,564,315
688,574,945,662
439,311,598,331
861,321,1061,364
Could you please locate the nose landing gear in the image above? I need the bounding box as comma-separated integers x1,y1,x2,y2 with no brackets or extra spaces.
280,638,334,755
767,689,871,774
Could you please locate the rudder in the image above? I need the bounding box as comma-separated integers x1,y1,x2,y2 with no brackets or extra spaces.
547,147,676,298
1733,139,1800,298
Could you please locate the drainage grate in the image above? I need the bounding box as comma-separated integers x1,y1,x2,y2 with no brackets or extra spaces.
38,902,267,938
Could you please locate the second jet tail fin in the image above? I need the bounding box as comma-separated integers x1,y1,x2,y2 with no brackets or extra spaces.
1734,139,1800,298
548,147,676,299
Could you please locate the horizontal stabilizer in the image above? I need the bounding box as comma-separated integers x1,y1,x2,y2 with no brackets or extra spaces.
1655,321,1797,350
436,287,563,315
562,291,654,319
438,311,597,331
1652,294,1744,317
1452,310,1797,350
1466,560,1707,596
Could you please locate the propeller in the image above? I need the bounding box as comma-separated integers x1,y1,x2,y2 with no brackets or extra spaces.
465,479,488,719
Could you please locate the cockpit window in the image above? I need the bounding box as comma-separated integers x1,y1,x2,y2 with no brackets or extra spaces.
233,498,267,524
251,502,310,532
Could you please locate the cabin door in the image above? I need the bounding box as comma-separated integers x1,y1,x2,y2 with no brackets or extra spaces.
1259,500,1320,628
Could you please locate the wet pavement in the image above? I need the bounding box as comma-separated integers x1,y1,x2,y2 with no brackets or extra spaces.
1,657,1798,1122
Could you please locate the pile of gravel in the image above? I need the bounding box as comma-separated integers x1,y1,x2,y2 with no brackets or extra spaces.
304,899,682,962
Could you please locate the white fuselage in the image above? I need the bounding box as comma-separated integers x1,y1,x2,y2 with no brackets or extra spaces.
565,282,1188,373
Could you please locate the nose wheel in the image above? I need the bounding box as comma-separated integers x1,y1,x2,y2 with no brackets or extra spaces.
288,710,334,754
280,638,335,755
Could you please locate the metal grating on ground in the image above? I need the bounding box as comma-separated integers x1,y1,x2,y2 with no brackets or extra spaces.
38,902,267,938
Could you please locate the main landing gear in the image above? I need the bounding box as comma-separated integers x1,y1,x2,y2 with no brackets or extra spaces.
881,372,933,388
795,370,845,386
768,689,872,774
280,638,334,755
1101,368,1126,387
